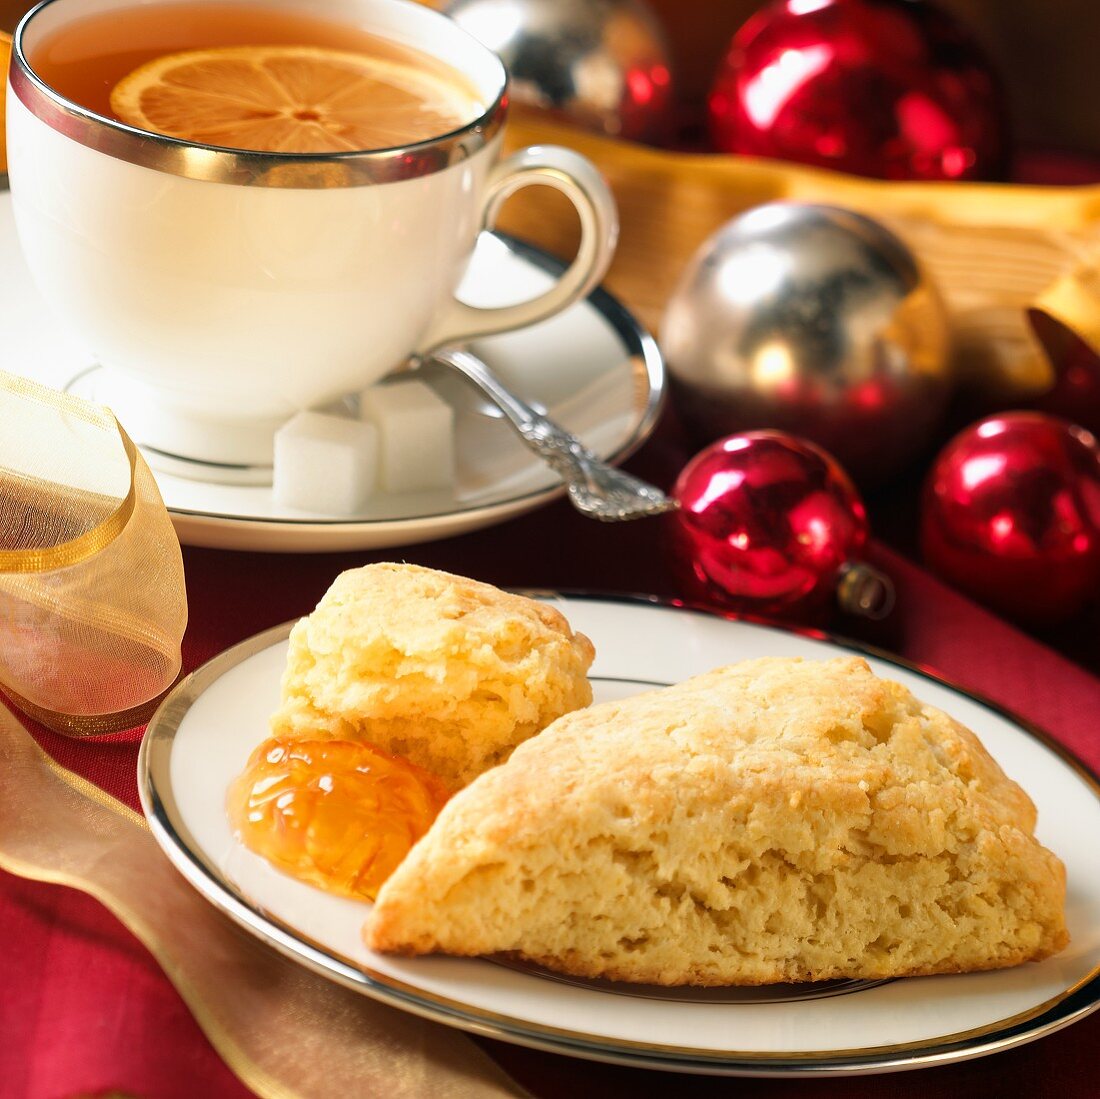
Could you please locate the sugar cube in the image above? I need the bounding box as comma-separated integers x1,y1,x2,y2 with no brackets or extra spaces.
273,410,377,515
360,379,454,494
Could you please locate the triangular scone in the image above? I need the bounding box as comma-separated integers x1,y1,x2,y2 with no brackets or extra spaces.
367,657,1068,986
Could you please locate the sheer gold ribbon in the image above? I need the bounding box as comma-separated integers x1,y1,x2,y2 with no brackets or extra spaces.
501,110,1100,402
0,371,187,734
0,705,527,1098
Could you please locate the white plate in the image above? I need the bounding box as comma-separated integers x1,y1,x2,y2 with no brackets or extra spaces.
139,597,1100,1076
0,191,663,552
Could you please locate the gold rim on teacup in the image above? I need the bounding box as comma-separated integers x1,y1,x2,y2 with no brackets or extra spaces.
9,0,510,188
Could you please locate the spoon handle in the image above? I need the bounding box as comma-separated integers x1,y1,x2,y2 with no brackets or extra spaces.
426,348,677,522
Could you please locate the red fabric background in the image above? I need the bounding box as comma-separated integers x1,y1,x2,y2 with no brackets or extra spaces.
3,145,1100,1095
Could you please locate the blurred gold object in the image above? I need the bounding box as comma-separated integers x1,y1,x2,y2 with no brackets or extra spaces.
0,371,187,733
500,109,1100,402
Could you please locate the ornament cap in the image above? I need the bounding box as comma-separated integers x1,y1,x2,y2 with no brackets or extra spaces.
836,562,896,620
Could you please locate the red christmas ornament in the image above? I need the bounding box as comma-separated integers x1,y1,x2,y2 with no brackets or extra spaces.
669,431,892,621
921,413,1100,624
708,0,1007,181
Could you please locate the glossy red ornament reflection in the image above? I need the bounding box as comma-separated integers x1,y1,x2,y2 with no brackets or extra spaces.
669,431,877,621
921,413,1100,624
708,0,1007,181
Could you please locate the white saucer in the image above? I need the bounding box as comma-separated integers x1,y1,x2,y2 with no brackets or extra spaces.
0,192,664,552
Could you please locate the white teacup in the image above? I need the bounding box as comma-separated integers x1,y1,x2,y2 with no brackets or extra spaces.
7,0,618,473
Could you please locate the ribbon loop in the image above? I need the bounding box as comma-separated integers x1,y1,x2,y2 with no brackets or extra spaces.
0,371,187,734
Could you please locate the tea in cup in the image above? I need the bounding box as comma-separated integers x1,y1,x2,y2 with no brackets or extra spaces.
7,0,618,473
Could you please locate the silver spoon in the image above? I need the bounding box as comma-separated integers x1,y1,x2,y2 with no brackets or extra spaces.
413,348,677,522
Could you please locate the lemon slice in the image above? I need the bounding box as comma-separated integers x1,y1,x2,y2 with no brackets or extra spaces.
110,44,478,153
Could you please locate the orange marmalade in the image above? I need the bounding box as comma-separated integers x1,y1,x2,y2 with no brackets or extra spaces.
227,737,450,901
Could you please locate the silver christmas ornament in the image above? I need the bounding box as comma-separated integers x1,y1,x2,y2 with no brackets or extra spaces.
443,0,674,144
662,203,952,486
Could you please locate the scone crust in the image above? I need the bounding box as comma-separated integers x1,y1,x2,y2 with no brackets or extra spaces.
271,563,594,788
367,656,1068,985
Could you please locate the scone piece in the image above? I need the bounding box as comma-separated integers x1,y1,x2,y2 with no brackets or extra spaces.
270,563,595,788
367,656,1068,985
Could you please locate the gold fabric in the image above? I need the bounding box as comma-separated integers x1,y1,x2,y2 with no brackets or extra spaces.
500,110,1100,402
0,705,528,1099
0,371,187,733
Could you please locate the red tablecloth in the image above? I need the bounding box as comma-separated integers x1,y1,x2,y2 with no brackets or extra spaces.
2,397,1099,1098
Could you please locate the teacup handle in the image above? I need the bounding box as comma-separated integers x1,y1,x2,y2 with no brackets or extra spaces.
418,145,619,351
